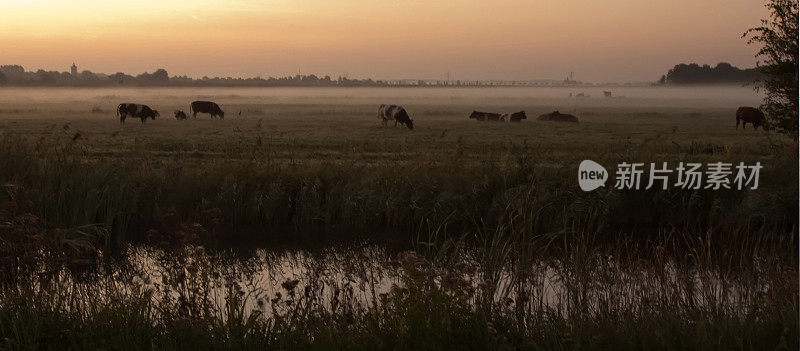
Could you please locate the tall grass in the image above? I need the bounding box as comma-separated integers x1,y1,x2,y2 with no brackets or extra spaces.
0,135,795,249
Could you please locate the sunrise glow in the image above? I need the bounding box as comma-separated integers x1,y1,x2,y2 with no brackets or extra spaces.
1,0,769,81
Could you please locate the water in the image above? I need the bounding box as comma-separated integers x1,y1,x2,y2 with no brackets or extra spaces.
27,243,762,321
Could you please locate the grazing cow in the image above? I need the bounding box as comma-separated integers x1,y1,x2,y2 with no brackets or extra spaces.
501,110,527,122
117,103,159,124
174,110,188,120
469,111,502,122
736,106,769,130
378,104,414,130
537,111,579,123
190,101,225,119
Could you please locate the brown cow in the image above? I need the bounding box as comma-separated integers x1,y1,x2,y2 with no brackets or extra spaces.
537,111,579,123
736,106,769,131
190,101,225,119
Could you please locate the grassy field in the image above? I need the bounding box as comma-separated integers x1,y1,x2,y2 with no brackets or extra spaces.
0,87,796,349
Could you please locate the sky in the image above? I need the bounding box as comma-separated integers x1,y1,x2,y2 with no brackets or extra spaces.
0,0,770,82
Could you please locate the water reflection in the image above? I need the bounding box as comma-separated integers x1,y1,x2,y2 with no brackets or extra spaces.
23,243,769,322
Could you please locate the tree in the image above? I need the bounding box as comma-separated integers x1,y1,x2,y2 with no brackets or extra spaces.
744,0,799,135
109,72,132,85
0,65,26,83
663,62,762,84
81,70,99,81
151,68,169,82
36,69,57,84
136,69,169,84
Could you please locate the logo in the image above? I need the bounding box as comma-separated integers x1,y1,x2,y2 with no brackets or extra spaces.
578,161,762,191
578,160,608,191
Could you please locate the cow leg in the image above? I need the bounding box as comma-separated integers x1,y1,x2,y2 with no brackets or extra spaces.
193,111,198,118
736,118,740,129
394,121,398,127
120,114,126,124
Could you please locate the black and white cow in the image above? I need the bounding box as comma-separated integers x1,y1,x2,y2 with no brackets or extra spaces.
502,110,527,122
190,101,225,119
117,103,159,124
378,104,414,130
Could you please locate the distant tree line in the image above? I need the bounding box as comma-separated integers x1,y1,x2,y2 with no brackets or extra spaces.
0,65,385,87
658,62,763,85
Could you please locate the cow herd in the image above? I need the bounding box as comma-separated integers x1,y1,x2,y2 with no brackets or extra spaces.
116,100,225,124
377,105,580,130
115,100,769,132
467,110,579,123
468,110,528,122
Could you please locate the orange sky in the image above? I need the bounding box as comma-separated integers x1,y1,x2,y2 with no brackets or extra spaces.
0,0,769,82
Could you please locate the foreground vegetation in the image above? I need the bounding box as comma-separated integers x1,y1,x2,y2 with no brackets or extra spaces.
0,92,796,349
0,237,795,350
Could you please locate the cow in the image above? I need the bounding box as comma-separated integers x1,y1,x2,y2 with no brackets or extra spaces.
190,101,225,119
537,111,579,123
736,106,769,130
502,110,527,122
469,111,502,122
174,110,188,120
117,103,159,124
378,104,414,130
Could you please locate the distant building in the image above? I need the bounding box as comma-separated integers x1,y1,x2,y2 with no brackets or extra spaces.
563,71,578,86
70,62,77,76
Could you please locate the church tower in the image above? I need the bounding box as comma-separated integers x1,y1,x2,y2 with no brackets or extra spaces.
70,62,78,76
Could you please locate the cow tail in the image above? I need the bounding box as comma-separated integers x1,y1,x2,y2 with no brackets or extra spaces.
116,104,120,117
